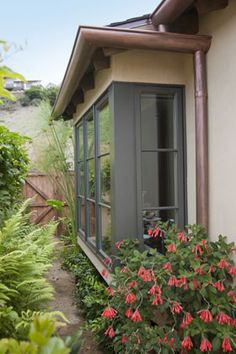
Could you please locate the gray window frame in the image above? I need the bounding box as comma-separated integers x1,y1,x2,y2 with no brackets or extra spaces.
75,81,187,257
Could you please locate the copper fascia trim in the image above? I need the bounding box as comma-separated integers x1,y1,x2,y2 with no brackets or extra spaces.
151,0,194,26
52,25,211,119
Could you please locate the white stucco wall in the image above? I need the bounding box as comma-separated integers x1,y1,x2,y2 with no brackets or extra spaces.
74,49,196,225
199,0,236,243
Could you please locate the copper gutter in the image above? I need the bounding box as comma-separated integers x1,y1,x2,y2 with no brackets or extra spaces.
151,0,194,26
52,25,211,119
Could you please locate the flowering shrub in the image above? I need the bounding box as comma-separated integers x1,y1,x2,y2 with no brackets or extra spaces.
99,224,236,353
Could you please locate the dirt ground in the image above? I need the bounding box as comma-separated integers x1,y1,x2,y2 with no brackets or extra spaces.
47,237,103,354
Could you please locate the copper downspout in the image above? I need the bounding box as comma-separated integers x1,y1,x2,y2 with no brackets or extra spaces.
194,51,209,230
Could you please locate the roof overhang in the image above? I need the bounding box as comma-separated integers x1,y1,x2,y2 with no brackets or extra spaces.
52,25,211,120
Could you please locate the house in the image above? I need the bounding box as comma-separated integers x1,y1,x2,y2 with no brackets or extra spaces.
4,78,41,91
52,0,236,277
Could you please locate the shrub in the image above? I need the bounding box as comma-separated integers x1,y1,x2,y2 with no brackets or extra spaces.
0,314,82,354
97,224,236,353
19,94,31,106
0,200,56,338
0,125,30,225
24,85,46,101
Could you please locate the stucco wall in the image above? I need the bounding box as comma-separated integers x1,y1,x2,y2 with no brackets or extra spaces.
73,49,196,225
199,0,236,243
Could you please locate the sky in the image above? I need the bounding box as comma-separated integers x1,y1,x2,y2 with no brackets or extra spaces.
0,1,160,86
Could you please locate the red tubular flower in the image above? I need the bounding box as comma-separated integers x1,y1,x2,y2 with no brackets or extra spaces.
200,338,212,352
167,243,176,253
125,292,136,304
177,231,187,243
148,285,161,296
216,312,231,325
137,266,152,282
161,337,175,349
131,309,142,322
115,240,124,249
191,279,200,290
127,281,138,288
181,336,193,351
102,307,117,319
168,276,179,287
172,301,183,314
208,265,214,273
163,262,173,272
227,290,236,303
212,280,225,292
200,239,207,249
194,267,204,276
197,309,213,323
218,259,228,269
222,338,233,352
101,268,108,278
152,295,163,306
180,312,193,328
121,336,128,344
104,326,115,338
125,308,133,318
106,287,114,296
227,265,236,276
195,244,203,255
103,256,112,265
230,318,236,327
178,276,187,288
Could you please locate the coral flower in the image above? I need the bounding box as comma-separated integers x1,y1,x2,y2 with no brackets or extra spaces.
120,266,129,273
200,338,212,352
104,325,115,338
222,338,233,352
208,265,214,273
101,268,108,278
131,309,142,322
106,287,114,296
163,262,173,272
102,307,117,319
216,312,231,325
125,308,133,318
148,285,162,296
181,336,193,351
227,265,236,276
115,240,124,249
167,243,176,253
152,295,163,306
168,276,179,287
212,280,225,292
172,301,183,314
194,267,203,276
103,256,112,265
177,231,187,243
161,337,175,349
195,244,203,255
121,336,128,344
191,279,200,290
218,259,228,269
178,276,187,288
197,309,213,323
125,292,136,304
180,312,193,328
127,281,138,288
137,266,152,282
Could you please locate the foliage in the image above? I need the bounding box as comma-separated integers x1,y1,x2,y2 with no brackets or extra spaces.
96,224,236,353
61,242,108,322
0,314,83,354
0,125,30,225
20,85,59,107
34,101,75,241
0,40,25,104
0,200,56,338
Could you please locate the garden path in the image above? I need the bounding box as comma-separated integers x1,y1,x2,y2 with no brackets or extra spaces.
47,236,103,354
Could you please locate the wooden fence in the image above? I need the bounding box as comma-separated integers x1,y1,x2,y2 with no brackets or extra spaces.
22,173,71,229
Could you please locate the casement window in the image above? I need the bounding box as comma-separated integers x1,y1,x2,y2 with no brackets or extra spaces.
75,83,186,259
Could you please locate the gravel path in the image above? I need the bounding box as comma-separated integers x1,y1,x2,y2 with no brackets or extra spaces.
47,237,103,354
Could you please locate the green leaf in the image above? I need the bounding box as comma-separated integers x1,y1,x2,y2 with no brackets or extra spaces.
212,337,221,351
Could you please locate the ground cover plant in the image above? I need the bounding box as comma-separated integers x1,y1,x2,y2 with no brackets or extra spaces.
96,223,236,353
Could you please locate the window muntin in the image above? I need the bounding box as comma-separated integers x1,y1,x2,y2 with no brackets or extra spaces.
76,95,111,256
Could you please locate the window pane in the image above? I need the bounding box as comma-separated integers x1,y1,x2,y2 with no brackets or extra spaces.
101,207,111,255
79,162,85,196
79,125,84,161
87,115,94,158
98,102,110,154
78,197,86,233
141,94,175,150
87,201,96,246
88,159,95,199
100,155,111,204
141,152,177,208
